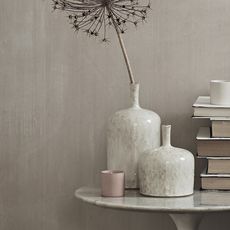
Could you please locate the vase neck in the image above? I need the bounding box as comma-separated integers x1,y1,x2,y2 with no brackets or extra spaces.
162,125,171,147
130,83,140,108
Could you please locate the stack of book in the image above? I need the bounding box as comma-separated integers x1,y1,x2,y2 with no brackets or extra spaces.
193,96,230,190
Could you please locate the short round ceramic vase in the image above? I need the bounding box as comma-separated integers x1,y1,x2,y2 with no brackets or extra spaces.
107,83,161,189
139,125,194,197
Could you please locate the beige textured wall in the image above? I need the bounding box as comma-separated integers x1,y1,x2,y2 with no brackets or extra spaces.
1,0,230,229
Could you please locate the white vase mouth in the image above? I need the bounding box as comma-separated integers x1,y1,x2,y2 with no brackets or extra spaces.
211,80,230,84
162,124,171,128
130,83,140,108
101,170,124,175
162,125,171,147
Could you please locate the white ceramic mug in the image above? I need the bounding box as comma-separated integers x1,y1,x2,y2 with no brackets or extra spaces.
210,80,230,105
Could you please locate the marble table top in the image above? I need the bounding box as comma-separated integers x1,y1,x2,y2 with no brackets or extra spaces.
75,187,230,213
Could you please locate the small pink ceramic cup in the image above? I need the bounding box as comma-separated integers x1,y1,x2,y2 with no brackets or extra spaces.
101,170,125,197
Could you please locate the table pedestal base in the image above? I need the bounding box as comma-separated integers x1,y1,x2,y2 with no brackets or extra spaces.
169,213,203,230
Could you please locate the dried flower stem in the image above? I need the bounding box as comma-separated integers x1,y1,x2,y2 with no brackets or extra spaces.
110,11,135,84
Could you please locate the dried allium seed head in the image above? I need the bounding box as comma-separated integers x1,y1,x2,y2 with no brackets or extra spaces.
52,0,151,41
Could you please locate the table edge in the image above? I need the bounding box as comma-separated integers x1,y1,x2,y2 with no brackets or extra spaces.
75,187,230,213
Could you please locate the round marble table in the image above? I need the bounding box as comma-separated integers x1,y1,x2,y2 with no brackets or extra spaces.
75,187,230,230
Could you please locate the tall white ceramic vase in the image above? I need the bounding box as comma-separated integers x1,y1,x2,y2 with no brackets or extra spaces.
107,83,161,189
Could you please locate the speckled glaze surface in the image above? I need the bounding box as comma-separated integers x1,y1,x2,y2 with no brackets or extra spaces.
139,125,194,197
107,83,161,189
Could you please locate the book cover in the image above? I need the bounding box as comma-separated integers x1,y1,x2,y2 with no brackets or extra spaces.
207,157,230,174
212,120,230,138
197,127,230,156
201,171,230,190
193,96,230,117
